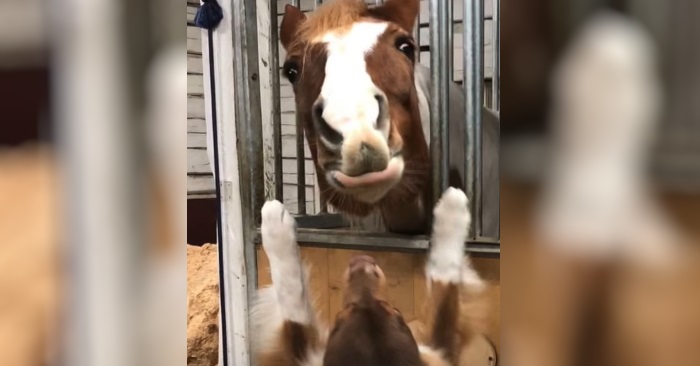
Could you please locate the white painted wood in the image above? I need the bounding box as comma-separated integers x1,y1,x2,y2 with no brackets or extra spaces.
258,0,277,200
188,133,208,149
187,29,202,55
187,5,197,24
188,148,212,174
187,118,207,133
187,95,205,119
188,53,204,74
188,174,215,194
201,0,252,365
188,74,204,95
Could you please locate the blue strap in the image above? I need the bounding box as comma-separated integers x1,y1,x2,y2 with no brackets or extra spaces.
194,0,223,30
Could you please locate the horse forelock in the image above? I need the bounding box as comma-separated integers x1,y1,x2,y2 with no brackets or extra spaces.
289,0,369,54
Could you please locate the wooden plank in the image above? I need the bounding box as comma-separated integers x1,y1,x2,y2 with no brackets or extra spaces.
187,118,206,134
280,97,296,113
413,254,428,323
187,26,202,55
302,248,330,324
188,53,203,74
187,174,214,194
256,246,331,325
188,74,204,96
282,173,315,186
188,148,212,174
327,249,417,323
187,5,197,24
187,96,205,119
282,134,312,158
187,132,208,149
282,158,315,175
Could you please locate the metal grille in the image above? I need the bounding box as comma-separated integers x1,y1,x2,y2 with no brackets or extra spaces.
251,0,502,253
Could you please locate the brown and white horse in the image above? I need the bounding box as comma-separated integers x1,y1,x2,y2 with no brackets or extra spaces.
252,188,500,366
279,0,499,235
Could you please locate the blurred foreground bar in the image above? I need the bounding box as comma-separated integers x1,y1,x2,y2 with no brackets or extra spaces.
50,0,185,364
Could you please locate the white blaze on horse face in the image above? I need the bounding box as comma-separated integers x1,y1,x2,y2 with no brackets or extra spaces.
318,21,389,141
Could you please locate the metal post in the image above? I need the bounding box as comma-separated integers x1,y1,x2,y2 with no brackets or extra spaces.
463,0,483,238
292,0,307,215
430,0,450,208
316,0,323,9
271,0,284,200
448,0,454,81
491,0,500,111
414,2,421,60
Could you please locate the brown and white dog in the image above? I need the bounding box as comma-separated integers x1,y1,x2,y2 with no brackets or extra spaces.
252,188,500,366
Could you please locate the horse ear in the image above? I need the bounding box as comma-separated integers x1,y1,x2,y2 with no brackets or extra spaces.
280,4,306,51
368,0,419,33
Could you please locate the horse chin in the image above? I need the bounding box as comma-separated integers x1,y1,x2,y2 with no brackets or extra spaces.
327,156,404,204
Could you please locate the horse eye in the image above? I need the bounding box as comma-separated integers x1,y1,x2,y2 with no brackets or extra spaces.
283,61,300,83
395,38,415,60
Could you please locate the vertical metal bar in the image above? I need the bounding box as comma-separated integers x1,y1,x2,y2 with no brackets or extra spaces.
448,0,454,81
491,0,500,111
230,0,262,362
316,0,323,9
429,0,450,208
414,1,421,61
463,0,483,238
292,0,307,215
271,0,284,200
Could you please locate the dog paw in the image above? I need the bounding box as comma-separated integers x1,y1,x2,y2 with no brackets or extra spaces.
428,188,471,283
261,200,297,260
433,187,471,247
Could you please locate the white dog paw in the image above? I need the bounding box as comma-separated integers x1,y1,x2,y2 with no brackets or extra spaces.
428,188,471,283
261,200,297,260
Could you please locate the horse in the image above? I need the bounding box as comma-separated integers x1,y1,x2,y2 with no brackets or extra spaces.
279,0,499,236
252,188,500,366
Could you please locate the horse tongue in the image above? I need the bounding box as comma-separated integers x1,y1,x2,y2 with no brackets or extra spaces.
334,160,401,188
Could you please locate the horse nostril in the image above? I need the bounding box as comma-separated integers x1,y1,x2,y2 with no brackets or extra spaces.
359,142,388,174
374,93,388,131
312,100,344,147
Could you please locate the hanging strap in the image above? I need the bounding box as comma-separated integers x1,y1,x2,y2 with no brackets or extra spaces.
193,1,228,365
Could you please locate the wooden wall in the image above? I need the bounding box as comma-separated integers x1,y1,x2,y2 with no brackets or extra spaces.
256,247,500,325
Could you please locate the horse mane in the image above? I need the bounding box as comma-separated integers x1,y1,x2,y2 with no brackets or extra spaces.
289,0,369,53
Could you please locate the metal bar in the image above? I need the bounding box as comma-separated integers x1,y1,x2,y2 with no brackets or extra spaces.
254,229,501,255
449,0,454,81
463,0,483,239
271,0,284,201
295,213,348,229
414,1,420,60
316,0,323,9
429,0,450,209
229,0,263,365
292,0,307,215
491,0,500,111
417,17,494,29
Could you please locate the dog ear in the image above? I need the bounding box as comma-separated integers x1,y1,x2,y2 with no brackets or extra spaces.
280,4,307,51
367,0,419,33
